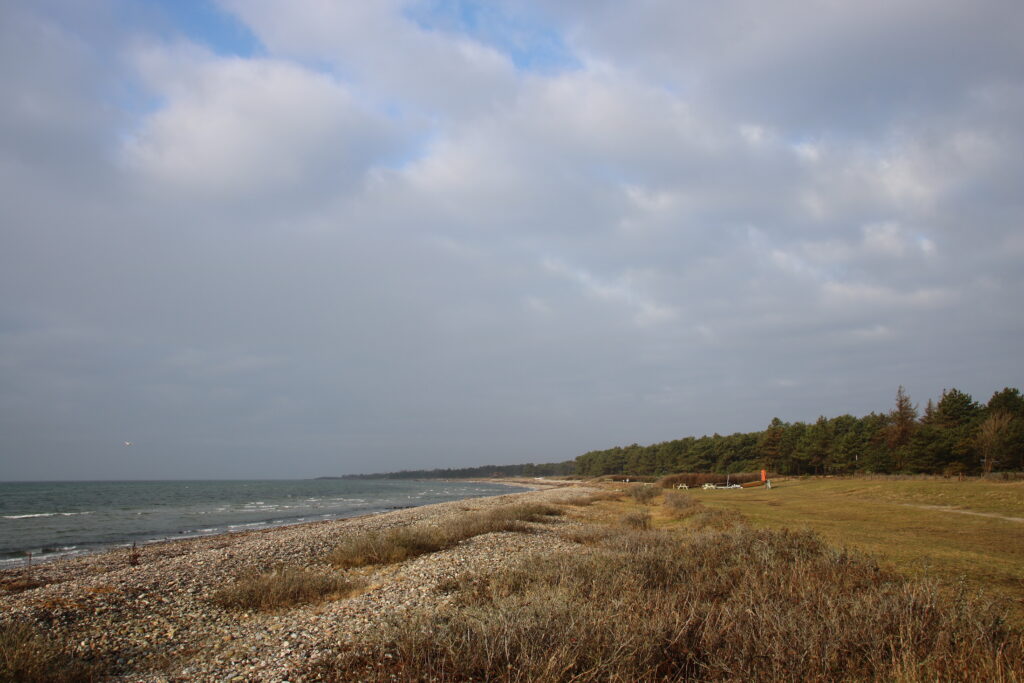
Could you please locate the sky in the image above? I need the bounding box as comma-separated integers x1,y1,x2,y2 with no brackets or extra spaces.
1,0,1023,480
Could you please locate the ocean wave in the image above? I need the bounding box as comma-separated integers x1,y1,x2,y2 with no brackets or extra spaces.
2,511,94,519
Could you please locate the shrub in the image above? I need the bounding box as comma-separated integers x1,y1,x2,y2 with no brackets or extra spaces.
0,622,100,682
310,523,1024,682
662,490,699,518
687,506,745,530
329,503,562,568
627,485,659,504
619,511,652,530
562,492,621,506
211,566,364,611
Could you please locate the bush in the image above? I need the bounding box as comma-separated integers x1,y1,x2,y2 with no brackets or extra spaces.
310,523,1024,682
329,503,562,569
212,566,365,611
620,511,652,530
0,622,100,682
662,490,699,518
562,492,621,506
627,485,659,504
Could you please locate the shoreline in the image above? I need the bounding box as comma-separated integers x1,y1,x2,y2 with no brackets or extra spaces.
0,482,590,681
0,478,540,570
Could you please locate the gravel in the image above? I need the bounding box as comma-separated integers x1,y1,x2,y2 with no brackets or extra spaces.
0,483,595,682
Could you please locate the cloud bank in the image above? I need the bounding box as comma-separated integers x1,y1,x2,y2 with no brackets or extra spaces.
1,0,1022,479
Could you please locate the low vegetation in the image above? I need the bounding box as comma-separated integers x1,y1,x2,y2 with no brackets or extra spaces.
619,510,652,530
662,490,700,518
626,484,660,504
0,575,46,595
312,506,1024,682
0,622,99,682
687,476,1024,622
562,491,622,506
328,503,562,569
212,566,365,611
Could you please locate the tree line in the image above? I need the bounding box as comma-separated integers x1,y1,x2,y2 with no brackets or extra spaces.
330,460,577,480
574,386,1024,477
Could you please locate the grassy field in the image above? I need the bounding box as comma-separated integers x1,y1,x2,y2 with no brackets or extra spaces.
638,477,1024,625
311,486,1023,681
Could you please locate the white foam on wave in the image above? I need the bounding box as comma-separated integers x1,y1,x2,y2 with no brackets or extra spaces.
2,511,94,519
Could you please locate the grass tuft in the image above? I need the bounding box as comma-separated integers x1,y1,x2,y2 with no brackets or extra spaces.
211,566,365,611
0,622,100,682
662,490,699,518
329,503,562,569
562,491,622,506
620,511,652,530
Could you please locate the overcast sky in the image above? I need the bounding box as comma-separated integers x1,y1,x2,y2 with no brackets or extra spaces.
2,0,1022,480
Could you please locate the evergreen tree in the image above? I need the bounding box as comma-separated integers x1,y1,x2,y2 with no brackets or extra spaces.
886,386,918,471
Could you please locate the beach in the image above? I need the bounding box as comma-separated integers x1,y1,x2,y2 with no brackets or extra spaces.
0,482,592,681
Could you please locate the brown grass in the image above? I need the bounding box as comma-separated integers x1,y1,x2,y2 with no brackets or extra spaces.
662,490,699,518
211,566,365,611
620,511,652,530
0,575,46,595
684,477,1024,624
626,484,659,504
328,503,562,568
310,518,1024,682
0,622,100,682
562,491,622,506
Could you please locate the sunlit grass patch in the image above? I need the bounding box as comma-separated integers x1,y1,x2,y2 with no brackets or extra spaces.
212,565,365,611
0,622,100,682
310,521,1024,682
328,503,563,569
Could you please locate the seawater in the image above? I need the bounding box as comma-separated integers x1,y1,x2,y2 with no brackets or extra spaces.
0,479,529,567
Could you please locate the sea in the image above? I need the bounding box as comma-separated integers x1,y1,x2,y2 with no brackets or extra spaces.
0,479,529,568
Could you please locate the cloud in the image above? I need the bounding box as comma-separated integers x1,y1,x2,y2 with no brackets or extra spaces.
122,46,401,205
216,0,520,118
1,0,1022,478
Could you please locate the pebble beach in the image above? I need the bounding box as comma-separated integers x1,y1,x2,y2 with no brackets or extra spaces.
0,482,594,682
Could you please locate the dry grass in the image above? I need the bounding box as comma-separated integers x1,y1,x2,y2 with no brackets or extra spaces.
620,510,652,530
662,490,699,518
626,484,659,505
684,476,1024,623
0,622,100,682
328,503,562,568
562,491,622,506
0,575,46,595
311,517,1024,682
211,566,365,611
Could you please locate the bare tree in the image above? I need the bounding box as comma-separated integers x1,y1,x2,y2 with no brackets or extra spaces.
977,411,1012,474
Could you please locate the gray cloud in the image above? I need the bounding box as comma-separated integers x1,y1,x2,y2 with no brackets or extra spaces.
1,0,1022,480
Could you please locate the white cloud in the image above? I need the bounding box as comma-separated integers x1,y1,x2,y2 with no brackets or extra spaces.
122,47,398,202
216,0,519,118
2,0,1023,478
541,256,677,326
